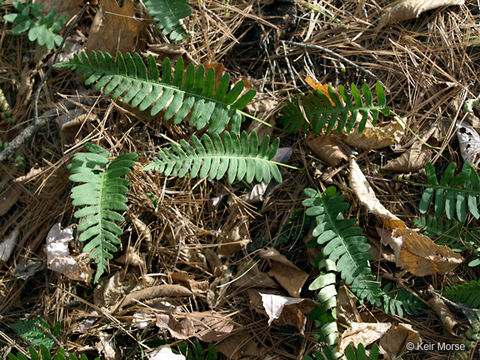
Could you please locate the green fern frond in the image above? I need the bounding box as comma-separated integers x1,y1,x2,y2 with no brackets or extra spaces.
8,345,97,360
55,51,255,134
453,311,480,360
144,0,191,41
303,186,384,307
419,162,480,223
381,283,424,317
144,131,282,184
443,280,480,308
3,1,67,50
280,82,389,134
345,344,380,360
68,143,137,283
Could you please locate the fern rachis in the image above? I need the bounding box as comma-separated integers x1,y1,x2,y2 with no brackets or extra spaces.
55,51,256,134
68,143,137,282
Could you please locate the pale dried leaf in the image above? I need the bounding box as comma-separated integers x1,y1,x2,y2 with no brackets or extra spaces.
260,293,311,326
94,271,137,308
218,203,250,257
457,121,480,168
119,285,192,309
379,323,421,359
377,0,465,30
95,332,118,360
44,223,93,282
170,271,208,295
0,229,19,262
339,322,392,353
342,117,405,150
259,248,309,297
306,135,351,167
216,333,263,360
13,259,44,280
131,215,152,249
427,295,459,336
86,0,143,55
383,142,432,172
0,185,20,216
34,0,83,18
116,245,145,267
149,347,186,360
337,285,362,325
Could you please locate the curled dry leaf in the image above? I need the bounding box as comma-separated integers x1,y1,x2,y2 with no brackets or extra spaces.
0,229,19,263
342,117,405,150
218,202,250,257
383,142,432,172
379,323,421,359
95,331,118,360
457,121,480,168
169,271,208,295
306,134,351,167
149,347,186,360
116,245,145,268
94,271,137,308
259,247,309,297
156,311,234,342
427,295,459,336
216,333,263,360
86,0,143,55
350,158,463,276
258,292,315,329
118,284,192,309
0,184,20,216
44,223,93,282
131,215,152,250
339,322,392,353
377,0,465,30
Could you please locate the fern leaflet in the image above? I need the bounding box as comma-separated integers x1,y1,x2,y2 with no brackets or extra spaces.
381,283,424,317
419,162,480,222
4,1,67,50
8,345,98,360
303,186,383,307
144,131,282,184
55,51,255,134
280,82,389,134
68,143,137,283
144,0,191,41
443,280,480,308
453,311,480,360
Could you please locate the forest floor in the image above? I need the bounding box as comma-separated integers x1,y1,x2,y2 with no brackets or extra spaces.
1,0,480,359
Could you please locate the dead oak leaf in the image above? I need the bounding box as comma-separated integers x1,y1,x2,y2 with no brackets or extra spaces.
377,0,465,30
86,0,143,55
342,117,405,150
305,134,351,167
383,142,432,173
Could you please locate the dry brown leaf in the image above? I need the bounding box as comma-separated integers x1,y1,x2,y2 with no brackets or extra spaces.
383,142,432,172
216,333,263,360
86,0,143,55
233,262,279,289
131,215,152,250
337,285,362,325
119,284,192,309
44,223,93,282
156,311,234,342
259,247,309,297
350,158,463,275
342,117,405,150
377,0,465,30
94,271,137,308
457,121,480,168
379,323,421,359
427,295,459,336
0,184,20,216
34,0,83,18
169,271,208,295
116,245,145,268
95,332,118,360
218,203,250,257
306,134,351,167
339,322,392,353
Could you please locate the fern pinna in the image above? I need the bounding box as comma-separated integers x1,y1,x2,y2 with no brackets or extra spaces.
8,345,98,360
303,187,383,306
144,0,191,42
144,131,282,184
280,82,389,134
3,0,67,50
442,280,480,308
56,51,255,134
68,143,137,283
419,162,480,222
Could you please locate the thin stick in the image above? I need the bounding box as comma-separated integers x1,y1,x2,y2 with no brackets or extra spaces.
0,3,88,163
281,40,389,93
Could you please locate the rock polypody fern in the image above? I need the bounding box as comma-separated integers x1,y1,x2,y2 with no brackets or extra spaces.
144,0,191,41
68,143,137,283
56,51,255,134
280,82,389,134
144,131,282,184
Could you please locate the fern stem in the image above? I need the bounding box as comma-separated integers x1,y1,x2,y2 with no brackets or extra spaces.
402,178,480,196
271,161,301,170
237,109,279,130
391,111,441,150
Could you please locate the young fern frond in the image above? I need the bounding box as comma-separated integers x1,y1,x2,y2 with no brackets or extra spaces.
56,51,256,134
303,187,383,306
3,1,67,50
144,0,191,41
442,280,480,308
419,162,480,223
8,345,98,360
68,143,137,283
144,131,282,184
280,82,389,134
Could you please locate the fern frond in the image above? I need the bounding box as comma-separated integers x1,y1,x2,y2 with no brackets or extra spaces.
280,82,389,134
8,345,98,360
4,1,67,50
144,131,282,184
303,187,383,307
454,311,480,360
68,143,137,283
381,283,424,317
443,280,480,308
419,162,480,223
144,0,191,41
55,51,255,134
345,344,380,360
